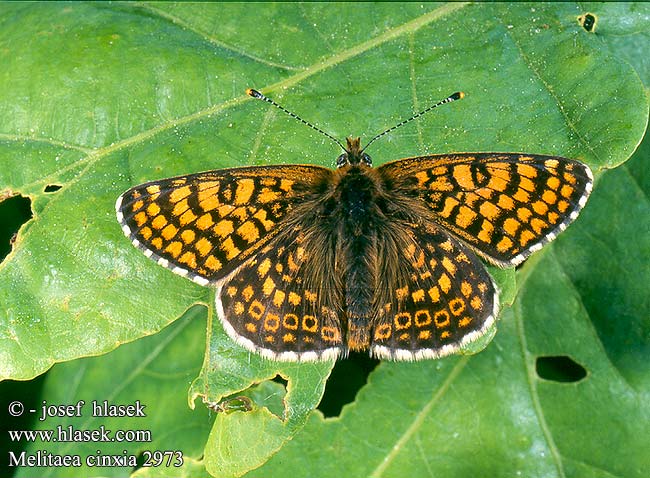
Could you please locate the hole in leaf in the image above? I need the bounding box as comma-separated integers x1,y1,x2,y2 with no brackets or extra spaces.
44,184,62,193
318,352,379,417
271,374,288,389
0,193,32,261
536,355,587,383
578,13,597,32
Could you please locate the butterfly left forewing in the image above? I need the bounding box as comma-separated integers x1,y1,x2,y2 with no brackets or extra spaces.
379,153,593,266
116,165,331,285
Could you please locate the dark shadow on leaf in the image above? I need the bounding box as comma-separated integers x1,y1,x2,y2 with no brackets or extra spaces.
43,184,62,193
536,355,588,383
0,193,32,261
318,352,379,417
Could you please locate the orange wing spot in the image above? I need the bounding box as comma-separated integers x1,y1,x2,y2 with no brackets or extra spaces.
411,289,425,303
455,205,477,228
434,310,450,328
560,184,574,198
205,255,222,271
547,211,560,224
496,236,514,253
415,171,429,186
196,213,214,230
131,199,144,212
140,226,152,240
503,217,521,236
374,324,392,340
283,333,296,343
134,211,148,227
288,292,301,306
237,221,260,244
458,317,472,327
283,314,299,330
441,257,457,276
419,271,432,280
452,164,475,189
429,257,438,269
151,215,168,230
542,190,557,205
242,285,254,302
479,201,500,221
214,220,234,238
264,335,275,343
151,237,163,250
287,252,300,272
513,188,530,203
264,314,280,332
398,332,410,342
519,176,535,192
230,206,248,221
497,193,515,210
532,200,549,215
195,237,213,256
179,251,197,269
170,186,191,203
545,159,559,169
279,179,294,192
557,200,570,213
517,207,532,222
428,286,440,303
478,282,488,293
161,223,178,241
461,281,472,297
179,209,197,226
233,302,244,315
275,262,283,273
226,286,237,297
396,286,409,301
146,202,160,217
517,163,538,178
547,176,561,190
519,229,536,246
563,172,577,184
221,237,241,260
489,163,511,182
249,300,264,319
164,241,182,258
440,196,459,219
415,310,432,327
440,240,453,252
530,218,547,234
197,180,220,192
217,204,235,216
234,179,255,204
302,315,318,332
476,220,493,244
257,258,271,277
304,290,317,303
253,209,275,231
146,184,161,195
180,229,195,244
438,273,451,293
321,326,341,342
449,298,466,316
440,331,451,339
245,323,257,333
262,276,276,296
198,193,219,212
405,242,416,258
394,312,411,330
418,330,431,340
258,188,280,203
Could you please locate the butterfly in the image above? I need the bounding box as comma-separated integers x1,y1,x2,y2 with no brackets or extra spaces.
116,89,593,361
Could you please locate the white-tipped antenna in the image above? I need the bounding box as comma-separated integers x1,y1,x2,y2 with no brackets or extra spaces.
361,91,465,152
246,88,347,151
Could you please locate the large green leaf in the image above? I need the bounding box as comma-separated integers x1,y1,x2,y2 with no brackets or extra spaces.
0,3,648,478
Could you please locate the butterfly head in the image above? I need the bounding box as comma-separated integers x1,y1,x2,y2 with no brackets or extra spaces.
336,137,373,168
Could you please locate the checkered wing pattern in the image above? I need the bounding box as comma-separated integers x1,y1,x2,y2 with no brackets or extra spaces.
217,227,345,361
379,153,593,266
116,165,331,286
370,222,497,360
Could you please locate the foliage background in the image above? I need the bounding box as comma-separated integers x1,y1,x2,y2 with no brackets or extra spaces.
1,3,649,478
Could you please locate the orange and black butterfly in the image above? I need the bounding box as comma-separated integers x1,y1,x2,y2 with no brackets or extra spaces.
116,89,592,361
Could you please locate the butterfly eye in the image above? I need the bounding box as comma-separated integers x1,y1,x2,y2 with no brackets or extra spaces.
361,153,372,166
336,153,348,168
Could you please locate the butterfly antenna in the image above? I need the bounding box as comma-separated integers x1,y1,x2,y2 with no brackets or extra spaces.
361,91,465,152
246,88,347,152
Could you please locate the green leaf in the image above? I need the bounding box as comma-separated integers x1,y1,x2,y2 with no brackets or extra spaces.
13,306,212,478
0,3,648,478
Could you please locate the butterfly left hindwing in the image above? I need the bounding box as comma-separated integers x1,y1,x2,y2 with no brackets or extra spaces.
116,165,331,285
